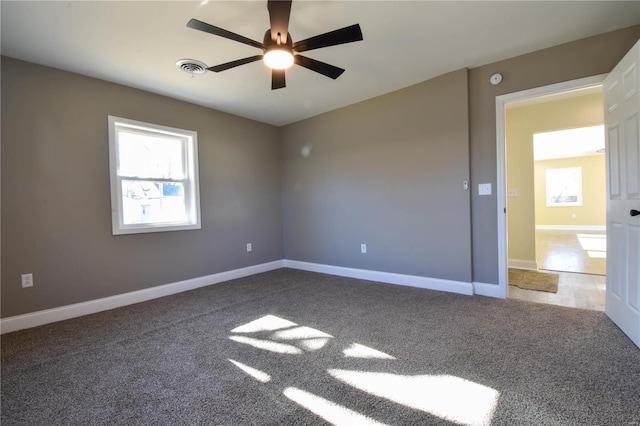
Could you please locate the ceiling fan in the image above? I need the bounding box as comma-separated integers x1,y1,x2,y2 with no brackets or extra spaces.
187,0,363,90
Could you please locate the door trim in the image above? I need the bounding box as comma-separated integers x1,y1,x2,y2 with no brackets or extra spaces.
495,74,607,299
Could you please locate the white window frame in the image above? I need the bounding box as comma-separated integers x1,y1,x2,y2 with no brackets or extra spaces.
108,116,201,235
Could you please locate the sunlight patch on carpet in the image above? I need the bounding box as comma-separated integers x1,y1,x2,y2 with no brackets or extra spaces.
229,335,303,354
272,326,333,340
228,359,272,383
231,315,334,352
296,337,332,351
231,315,298,333
343,343,396,359
284,387,388,426
230,314,497,425
327,370,499,426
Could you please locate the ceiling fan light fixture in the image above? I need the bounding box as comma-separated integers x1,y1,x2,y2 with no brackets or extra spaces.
263,46,294,69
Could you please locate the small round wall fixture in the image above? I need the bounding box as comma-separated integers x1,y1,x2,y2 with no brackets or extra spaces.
490,73,503,85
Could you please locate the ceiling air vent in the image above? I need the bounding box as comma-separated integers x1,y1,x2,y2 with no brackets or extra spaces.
176,59,208,75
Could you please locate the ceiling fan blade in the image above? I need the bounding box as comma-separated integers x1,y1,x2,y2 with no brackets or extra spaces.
187,18,263,50
294,55,345,79
272,69,286,90
207,55,264,73
267,0,292,43
292,24,363,53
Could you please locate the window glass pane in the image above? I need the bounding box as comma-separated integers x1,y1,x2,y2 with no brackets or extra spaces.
545,167,582,207
118,130,184,179
121,180,186,225
109,115,200,234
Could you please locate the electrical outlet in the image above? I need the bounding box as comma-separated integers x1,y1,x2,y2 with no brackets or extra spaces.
21,273,33,288
246,243,252,252
361,244,367,254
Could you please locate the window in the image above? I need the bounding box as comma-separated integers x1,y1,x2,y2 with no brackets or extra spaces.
108,116,201,235
545,167,582,207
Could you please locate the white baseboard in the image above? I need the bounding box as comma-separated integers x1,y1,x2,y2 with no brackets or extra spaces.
508,259,538,271
0,260,285,335
2,259,480,334
283,260,474,296
536,225,606,231
473,282,505,299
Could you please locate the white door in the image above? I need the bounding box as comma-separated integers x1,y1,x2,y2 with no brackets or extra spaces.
604,39,640,349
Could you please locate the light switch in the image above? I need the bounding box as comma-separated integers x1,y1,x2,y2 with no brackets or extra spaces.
508,188,518,197
478,183,492,196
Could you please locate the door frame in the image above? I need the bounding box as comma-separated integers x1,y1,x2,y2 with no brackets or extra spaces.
495,74,607,299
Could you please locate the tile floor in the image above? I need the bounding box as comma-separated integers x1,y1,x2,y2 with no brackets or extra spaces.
509,272,606,311
509,229,606,311
535,229,606,275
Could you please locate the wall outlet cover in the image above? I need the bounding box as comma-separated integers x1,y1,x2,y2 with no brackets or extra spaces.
479,183,492,196
21,273,34,288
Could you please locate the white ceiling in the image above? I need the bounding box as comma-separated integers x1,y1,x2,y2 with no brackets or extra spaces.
534,125,605,161
2,1,639,126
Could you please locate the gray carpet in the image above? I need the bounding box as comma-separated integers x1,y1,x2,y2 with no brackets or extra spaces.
2,268,639,425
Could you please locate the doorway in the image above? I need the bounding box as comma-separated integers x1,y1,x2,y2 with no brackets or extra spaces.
495,75,608,309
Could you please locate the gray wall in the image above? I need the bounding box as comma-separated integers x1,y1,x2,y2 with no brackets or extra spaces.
1,58,283,317
281,69,472,283
469,25,640,284
280,25,640,287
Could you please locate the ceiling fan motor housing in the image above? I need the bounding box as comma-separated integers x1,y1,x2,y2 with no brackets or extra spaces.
264,30,293,49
